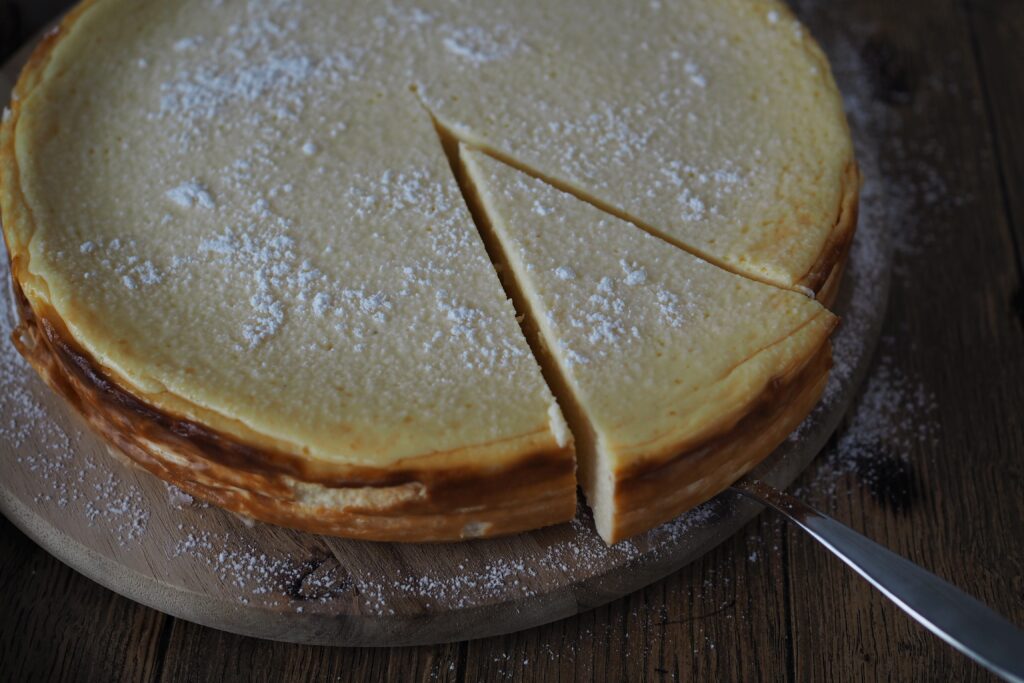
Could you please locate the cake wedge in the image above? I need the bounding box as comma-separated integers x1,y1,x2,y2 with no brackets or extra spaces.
460,146,838,543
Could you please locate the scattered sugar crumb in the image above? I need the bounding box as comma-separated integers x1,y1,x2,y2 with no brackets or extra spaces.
620,260,647,286
554,265,576,280
442,24,523,65
532,200,553,216
166,484,194,509
166,181,216,209
173,36,203,52
684,60,707,88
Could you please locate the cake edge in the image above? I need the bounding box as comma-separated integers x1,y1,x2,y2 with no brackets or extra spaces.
602,325,835,544
8,280,578,541
797,160,862,299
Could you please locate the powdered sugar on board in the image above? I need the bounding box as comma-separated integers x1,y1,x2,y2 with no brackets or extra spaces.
0,279,150,546
0,0,954,645
783,10,946,507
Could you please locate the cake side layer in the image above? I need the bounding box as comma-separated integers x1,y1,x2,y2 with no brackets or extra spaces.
10,282,577,541
606,333,833,543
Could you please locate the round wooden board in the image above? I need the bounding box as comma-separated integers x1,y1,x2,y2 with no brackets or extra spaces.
0,34,892,646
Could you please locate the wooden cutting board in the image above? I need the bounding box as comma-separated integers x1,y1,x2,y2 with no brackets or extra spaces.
0,35,892,647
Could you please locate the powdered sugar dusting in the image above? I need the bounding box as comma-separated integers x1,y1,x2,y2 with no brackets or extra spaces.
801,347,937,500
0,0,948,635
162,498,727,615
166,181,216,209
442,24,525,65
82,471,150,543
151,2,364,151
0,277,150,546
74,237,164,291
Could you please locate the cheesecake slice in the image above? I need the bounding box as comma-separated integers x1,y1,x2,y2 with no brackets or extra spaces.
411,0,858,292
461,147,837,543
0,1,574,541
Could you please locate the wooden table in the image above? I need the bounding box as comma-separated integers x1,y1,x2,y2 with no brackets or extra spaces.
2,0,1022,680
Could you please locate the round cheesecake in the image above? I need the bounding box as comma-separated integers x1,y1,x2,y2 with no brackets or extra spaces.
0,0,857,543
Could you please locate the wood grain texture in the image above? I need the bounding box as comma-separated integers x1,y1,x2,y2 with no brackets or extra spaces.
0,514,168,682
965,0,1024,274
784,1,1024,680
0,0,887,653
1,0,1023,681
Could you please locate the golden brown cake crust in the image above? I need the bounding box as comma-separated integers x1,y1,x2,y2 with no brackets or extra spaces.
768,0,860,297
10,283,577,541
1,0,857,545
800,161,862,298
607,337,834,543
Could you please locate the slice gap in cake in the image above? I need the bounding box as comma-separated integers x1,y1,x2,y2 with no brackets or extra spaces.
459,145,838,543
425,111,810,297
424,101,592,470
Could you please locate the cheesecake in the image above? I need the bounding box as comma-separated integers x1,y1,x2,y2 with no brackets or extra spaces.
0,0,857,542
461,147,836,542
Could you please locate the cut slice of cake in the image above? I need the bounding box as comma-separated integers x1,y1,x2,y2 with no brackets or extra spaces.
461,146,837,543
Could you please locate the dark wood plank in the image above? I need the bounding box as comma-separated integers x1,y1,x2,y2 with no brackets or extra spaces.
964,0,1024,275
3,0,1024,681
0,515,168,682
460,512,793,681
154,619,461,683
0,0,72,63
785,0,1024,681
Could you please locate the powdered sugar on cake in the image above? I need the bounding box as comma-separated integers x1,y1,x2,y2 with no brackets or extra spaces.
0,0,951,642
166,181,216,209
93,0,542,385
441,23,526,65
